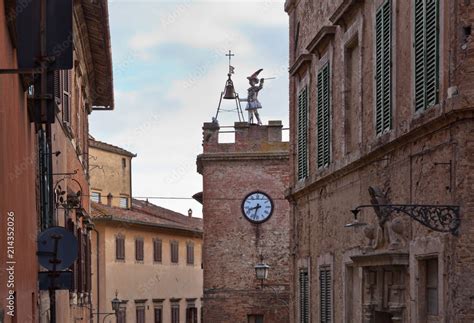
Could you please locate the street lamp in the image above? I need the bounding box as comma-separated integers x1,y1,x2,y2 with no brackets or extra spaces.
111,294,121,313
255,262,270,287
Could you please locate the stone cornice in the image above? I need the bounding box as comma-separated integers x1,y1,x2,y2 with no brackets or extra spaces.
306,25,337,55
289,53,313,76
197,151,289,174
329,0,363,25
287,109,474,200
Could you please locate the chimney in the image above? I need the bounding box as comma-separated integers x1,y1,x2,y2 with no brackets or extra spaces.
188,208,193,217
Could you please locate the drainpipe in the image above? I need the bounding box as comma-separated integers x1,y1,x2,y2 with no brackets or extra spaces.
89,226,100,323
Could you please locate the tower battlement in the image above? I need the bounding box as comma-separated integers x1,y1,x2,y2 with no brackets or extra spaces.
201,120,288,154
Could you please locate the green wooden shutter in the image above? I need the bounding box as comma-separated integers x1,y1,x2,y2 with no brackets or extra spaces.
299,269,309,323
297,86,308,180
414,0,439,111
320,267,332,323
317,63,330,168
375,0,392,134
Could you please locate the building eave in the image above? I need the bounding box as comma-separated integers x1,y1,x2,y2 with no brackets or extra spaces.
79,0,114,108
93,216,203,237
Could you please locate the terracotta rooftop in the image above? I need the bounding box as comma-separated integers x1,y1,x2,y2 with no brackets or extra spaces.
91,199,203,235
89,138,137,157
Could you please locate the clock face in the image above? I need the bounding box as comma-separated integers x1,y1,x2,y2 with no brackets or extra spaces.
241,191,274,224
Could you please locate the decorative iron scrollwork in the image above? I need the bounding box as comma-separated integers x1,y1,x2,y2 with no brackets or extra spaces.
351,204,460,236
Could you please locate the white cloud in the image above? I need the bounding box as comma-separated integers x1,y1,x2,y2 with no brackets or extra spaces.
91,0,288,215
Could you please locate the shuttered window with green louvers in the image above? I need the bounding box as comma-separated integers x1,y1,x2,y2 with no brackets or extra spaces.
414,0,439,111
297,86,309,180
375,0,392,134
317,63,331,168
320,266,332,323
299,269,309,323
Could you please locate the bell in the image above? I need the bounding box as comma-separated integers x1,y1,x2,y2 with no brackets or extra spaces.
223,79,236,99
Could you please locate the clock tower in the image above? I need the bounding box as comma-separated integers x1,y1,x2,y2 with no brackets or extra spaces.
196,121,290,323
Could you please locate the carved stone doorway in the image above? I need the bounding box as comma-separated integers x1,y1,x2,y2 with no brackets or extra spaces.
362,265,407,323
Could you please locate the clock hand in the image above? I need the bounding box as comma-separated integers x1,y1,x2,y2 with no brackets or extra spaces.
253,204,261,217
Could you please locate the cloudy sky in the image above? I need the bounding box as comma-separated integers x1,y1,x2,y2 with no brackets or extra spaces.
90,0,289,216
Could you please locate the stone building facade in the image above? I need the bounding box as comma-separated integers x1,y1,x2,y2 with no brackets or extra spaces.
0,0,114,322
197,121,290,323
285,0,474,322
89,139,203,323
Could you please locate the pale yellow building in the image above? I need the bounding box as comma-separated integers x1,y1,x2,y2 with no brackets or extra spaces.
89,137,136,209
88,138,203,323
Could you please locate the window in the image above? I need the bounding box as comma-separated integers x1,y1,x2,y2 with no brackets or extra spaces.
120,197,129,209
297,86,309,180
375,0,392,134
425,258,439,316
122,157,127,168
186,242,194,265
91,191,101,203
136,305,145,323
153,239,162,262
414,0,439,111
116,235,125,260
248,315,264,323
171,303,180,323
61,70,71,123
299,269,309,323
154,306,162,323
320,266,332,323
117,307,127,323
317,62,331,168
135,238,144,262
171,241,179,263
186,305,198,323
344,36,360,152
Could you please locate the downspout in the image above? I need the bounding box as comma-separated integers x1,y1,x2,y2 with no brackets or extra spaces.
92,227,100,323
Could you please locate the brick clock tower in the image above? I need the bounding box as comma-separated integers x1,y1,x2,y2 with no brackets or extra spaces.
197,121,290,323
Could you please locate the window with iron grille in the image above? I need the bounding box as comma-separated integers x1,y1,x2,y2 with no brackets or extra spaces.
299,269,309,323
320,266,332,323
116,235,125,260
135,238,144,261
171,241,179,263
154,306,162,323
414,0,439,111
38,129,53,230
375,0,392,134
171,303,180,323
153,239,162,262
297,86,308,180
136,306,145,323
186,242,194,265
317,63,331,168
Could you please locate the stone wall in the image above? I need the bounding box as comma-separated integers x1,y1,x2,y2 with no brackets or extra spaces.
285,0,474,322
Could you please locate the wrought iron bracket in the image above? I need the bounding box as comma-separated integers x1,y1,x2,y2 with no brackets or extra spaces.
351,204,460,236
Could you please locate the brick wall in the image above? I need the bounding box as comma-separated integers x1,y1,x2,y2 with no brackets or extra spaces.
198,121,290,323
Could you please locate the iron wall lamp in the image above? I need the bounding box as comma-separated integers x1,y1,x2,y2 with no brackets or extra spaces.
347,204,460,235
